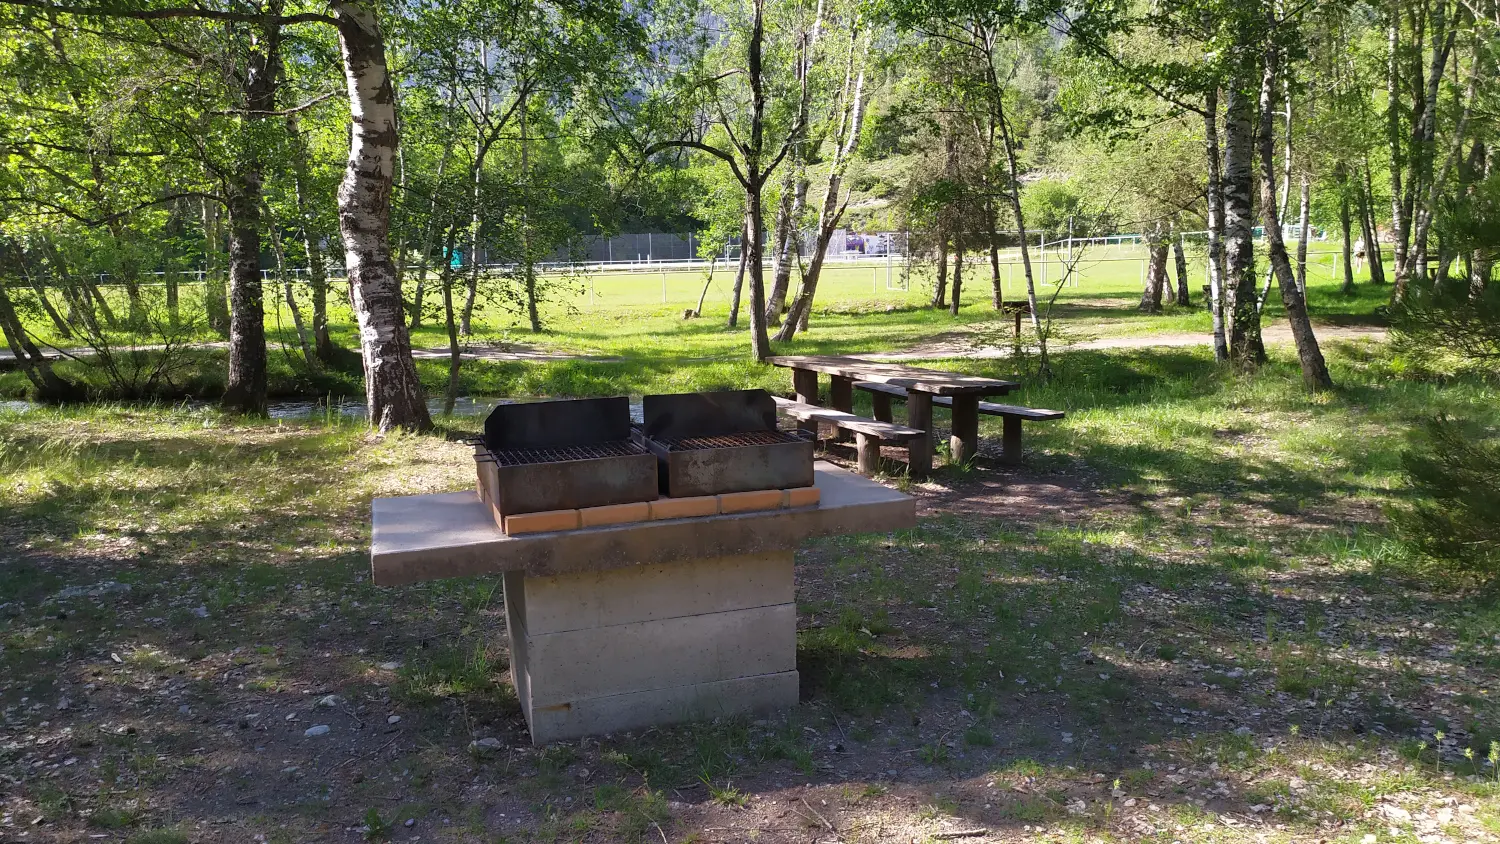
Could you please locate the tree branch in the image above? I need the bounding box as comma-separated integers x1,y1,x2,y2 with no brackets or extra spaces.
0,0,336,26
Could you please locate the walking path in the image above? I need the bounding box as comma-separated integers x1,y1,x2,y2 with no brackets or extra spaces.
866,324,1388,361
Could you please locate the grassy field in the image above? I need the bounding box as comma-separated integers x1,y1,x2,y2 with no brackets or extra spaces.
4,336,1500,842
4,244,1388,403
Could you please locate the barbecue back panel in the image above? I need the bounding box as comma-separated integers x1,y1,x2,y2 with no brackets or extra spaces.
484,396,633,451
642,390,778,440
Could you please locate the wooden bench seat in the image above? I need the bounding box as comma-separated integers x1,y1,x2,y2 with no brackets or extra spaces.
772,396,924,476
854,381,1064,465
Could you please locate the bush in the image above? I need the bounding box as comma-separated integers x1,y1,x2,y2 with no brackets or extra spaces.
1395,416,1500,577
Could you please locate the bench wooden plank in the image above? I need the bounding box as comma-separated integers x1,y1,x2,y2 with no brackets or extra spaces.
772,397,924,440
769,355,1018,396
774,397,926,478
855,382,1064,420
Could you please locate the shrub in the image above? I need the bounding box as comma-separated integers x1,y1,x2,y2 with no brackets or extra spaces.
1395,416,1500,577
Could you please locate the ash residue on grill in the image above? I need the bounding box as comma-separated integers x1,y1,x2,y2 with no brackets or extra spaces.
491,440,646,466
652,430,808,452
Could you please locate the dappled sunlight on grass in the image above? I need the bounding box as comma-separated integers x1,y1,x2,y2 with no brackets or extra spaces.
4,339,1500,841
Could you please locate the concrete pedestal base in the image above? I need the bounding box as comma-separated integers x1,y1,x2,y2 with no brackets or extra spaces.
502,552,798,744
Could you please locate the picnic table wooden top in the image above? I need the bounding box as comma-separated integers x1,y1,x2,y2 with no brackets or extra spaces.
768,355,1019,396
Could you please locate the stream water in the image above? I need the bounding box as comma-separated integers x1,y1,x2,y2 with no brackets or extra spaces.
0,395,649,423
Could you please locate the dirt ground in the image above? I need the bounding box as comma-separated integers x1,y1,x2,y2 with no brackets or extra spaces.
3,422,1497,844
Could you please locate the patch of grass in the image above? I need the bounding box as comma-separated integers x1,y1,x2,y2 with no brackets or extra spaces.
592,783,671,843
703,778,750,808
962,726,995,747
88,806,142,829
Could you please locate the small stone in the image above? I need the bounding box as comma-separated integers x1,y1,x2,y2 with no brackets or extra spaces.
387,715,401,724
178,705,190,715
191,606,209,618
469,737,503,754
378,661,401,671
404,819,415,828
315,695,340,709
304,725,330,737
55,697,71,711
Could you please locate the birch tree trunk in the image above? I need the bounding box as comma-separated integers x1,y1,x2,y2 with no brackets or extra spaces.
988,203,1003,309
1204,88,1229,362
1257,46,1333,390
332,0,432,432
1140,224,1168,312
744,0,773,361
763,11,819,327
408,142,453,330
1222,80,1265,366
1472,143,1493,298
1408,3,1456,287
267,219,317,371
1173,225,1190,306
728,221,749,328
765,173,796,325
201,198,228,334
288,115,334,363
28,277,72,339
1255,76,1295,311
0,281,75,401
1337,164,1355,295
519,88,542,333
993,77,1048,376
1359,161,1387,284
1294,176,1311,294
1386,3,1411,294
932,235,948,308
949,236,964,316
778,36,868,342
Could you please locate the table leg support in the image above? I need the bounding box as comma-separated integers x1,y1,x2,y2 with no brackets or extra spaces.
791,369,821,439
950,395,980,467
907,392,932,480
1002,415,1022,465
792,369,819,405
830,376,854,442
855,432,880,475
871,392,893,423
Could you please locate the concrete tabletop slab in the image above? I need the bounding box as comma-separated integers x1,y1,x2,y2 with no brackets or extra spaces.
371,461,914,586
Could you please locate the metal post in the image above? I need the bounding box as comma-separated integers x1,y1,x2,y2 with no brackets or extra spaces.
1066,216,1075,287
647,232,653,263
662,270,668,303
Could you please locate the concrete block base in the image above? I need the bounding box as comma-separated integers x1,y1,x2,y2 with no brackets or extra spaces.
502,552,799,744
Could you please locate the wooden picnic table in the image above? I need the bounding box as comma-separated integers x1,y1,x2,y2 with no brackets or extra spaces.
768,355,1019,474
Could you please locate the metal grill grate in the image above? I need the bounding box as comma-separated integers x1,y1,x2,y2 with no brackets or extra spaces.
488,440,647,467
651,429,808,452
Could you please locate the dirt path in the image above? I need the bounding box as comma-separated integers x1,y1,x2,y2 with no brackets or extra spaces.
868,324,1388,361
0,342,610,366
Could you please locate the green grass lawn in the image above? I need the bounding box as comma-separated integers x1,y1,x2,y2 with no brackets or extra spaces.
4,244,1394,405
3,341,1499,842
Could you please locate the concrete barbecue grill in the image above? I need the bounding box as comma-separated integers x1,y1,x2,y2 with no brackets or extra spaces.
373,389,916,744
